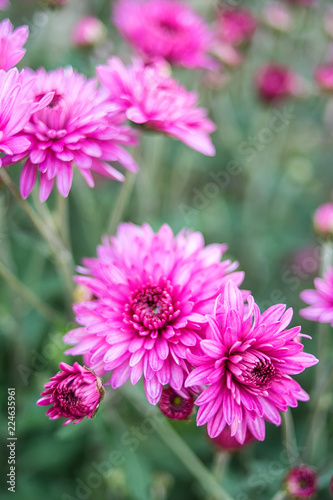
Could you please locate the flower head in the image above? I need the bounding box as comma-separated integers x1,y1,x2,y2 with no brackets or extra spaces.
113,0,215,69
185,280,317,443
262,2,294,32
5,67,138,201
64,223,244,405
216,8,257,46
300,267,333,326
159,386,194,420
313,202,333,237
37,362,105,425
0,68,48,167
285,466,317,499
256,63,299,103
314,64,333,93
0,0,10,10
0,19,29,70
98,57,216,156
72,16,107,47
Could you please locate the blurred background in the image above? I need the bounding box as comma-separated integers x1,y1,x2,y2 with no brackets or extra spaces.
0,0,333,499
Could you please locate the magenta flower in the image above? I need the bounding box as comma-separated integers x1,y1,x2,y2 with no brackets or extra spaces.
314,64,333,92
0,19,29,70
97,57,216,156
64,223,245,405
113,0,215,70
5,67,138,201
285,466,318,499
216,7,257,46
300,267,333,326
37,362,105,425
256,63,299,103
159,386,194,420
185,280,317,442
313,202,333,237
72,16,106,47
0,68,50,167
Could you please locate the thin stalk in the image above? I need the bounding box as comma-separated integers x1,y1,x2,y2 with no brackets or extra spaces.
107,171,137,235
282,410,300,467
123,385,235,500
0,259,62,323
270,491,287,500
0,168,75,304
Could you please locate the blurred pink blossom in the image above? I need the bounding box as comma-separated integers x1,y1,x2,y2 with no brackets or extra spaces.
256,63,300,103
72,16,106,47
313,202,333,236
216,7,257,46
285,466,318,499
262,2,294,32
314,63,333,92
0,19,29,70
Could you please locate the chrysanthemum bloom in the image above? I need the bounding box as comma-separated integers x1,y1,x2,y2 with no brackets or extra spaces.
37,362,105,425
216,8,257,46
210,426,255,452
314,64,333,93
262,2,294,32
256,63,299,103
313,202,333,237
72,16,107,48
5,67,138,201
113,0,215,70
64,223,245,404
0,19,29,71
285,466,318,499
97,57,216,156
0,68,53,167
300,267,333,326
0,0,10,10
159,386,194,420
185,280,317,442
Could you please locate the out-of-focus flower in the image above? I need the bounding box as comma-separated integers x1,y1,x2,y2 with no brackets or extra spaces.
285,466,318,499
73,283,95,303
64,223,245,405
211,43,244,68
210,426,256,452
0,19,29,70
72,16,107,48
97,57,216,156
4,67,138,202
216,7,257,46
313,202,333,237
314,64,333,92
159,387,194,420
262,2,294,32
0,68,51,167
300,267,333,326
256,63,300,103
37,362,105,425
42,0,69,6
0,0,10,10
185,280,317,443
113,0,215,69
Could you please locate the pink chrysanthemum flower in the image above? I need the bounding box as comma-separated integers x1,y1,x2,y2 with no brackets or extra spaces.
0,68,51,167
64,223,244,405
256,63,299,103
285,466,318,499
313,202,333,237
0,19,29,70
216,7,257,46
314,63,333,93
5,67,138,201
97,57,216,156
37,362,105,425
185,280,317,443
300,267,333,326
113,0,215,70
159,386,194,420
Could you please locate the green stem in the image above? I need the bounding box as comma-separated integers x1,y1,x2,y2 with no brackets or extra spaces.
0,168,75,306
0,259,62,323
122,385,235,500
107,171,137,235
282,410,299,467
270,491,287,500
